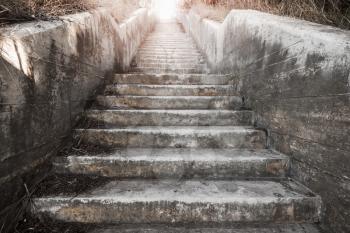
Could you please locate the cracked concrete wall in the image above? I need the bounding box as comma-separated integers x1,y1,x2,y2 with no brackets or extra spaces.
179,9,350,233
0,7,154,231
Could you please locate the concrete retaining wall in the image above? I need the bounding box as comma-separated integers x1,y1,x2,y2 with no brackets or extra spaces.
179,9,350,233
0,7,154,230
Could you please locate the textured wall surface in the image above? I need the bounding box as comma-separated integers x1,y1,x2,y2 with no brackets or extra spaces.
179,9,350,233
0,7,154,230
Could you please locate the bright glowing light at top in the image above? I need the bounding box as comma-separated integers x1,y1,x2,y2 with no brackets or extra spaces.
153,0,178,19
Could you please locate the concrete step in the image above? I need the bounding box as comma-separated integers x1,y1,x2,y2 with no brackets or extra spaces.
84,109,252,126
54,149,289,178
139,48,200,53
141,45,198,52
74,126,266,149
143,41,195,45
96,96,243,110
136,54,203,60
88,224,320,233
134,63,204,69
136,58,205,64
114,74,237,85
138,51,202,56
104,84,238,96
141,45,197,49
132,67,207,74
134,64,206,71
32,179,321,224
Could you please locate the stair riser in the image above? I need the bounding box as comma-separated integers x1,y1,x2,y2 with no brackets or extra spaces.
132,68,206,74
137,55,203,60
74,129,266,149
114,74,237,85
104,85,238,96
96,96,243,110
137,50,202,57
54,157,289,178
134,63,204,69
136,59,204,64
85,110,252,126
32,198,321,224
141,45,197,49
139,49,200,53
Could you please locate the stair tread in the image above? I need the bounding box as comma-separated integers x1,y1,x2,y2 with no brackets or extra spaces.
75,126,259,132
89,224,320,233
32,179,321,224
34,179,318,202
54,148,289,178
87,109,250,113
57,148,288,162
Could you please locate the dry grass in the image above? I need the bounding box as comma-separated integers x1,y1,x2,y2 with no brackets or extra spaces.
0,0,141,26
181,0,350,29
0,0,98,25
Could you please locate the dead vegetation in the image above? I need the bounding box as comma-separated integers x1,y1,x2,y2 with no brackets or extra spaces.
181,0,350,29
0,0,97,25
0,0,141,26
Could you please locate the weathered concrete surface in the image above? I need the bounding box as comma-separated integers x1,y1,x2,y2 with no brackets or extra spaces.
96,95,243,110
179,9,350,233
105,84,238,96
0,7,154,231
85,109,253,126
89,224,320,233
53,148,289,178
74,126,266,149
114,73,239,85
32,179,321,224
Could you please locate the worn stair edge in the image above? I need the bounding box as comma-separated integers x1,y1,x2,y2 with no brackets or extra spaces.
113,74,237,85
53,148,290,178
84,110,253,127
135,59,205,64
88,224,321,233
95,96,243,110
132,68,208,74
32,179,322,224
104,85,238,96
133,63,205,69
73,126,266,149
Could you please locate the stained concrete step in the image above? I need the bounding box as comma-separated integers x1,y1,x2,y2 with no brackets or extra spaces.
96,96,243,110
134,63,205,69
132,67,207,74
54,149,289,178
74,126,266,149
84,110,252,126
136,58,205,64
141,43,197,47
104,85,237,96
143,39,194,43
89,224,320,233
137,54,203,60
32,179,322,224
114,74,237,85
138,51,202,57
139,49,201,54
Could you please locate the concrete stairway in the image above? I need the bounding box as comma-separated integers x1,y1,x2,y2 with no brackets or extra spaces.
31,20,322,232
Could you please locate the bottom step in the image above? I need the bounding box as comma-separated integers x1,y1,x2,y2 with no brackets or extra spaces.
32,179,321,225
89,224,320,233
